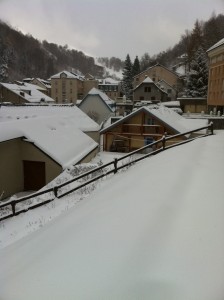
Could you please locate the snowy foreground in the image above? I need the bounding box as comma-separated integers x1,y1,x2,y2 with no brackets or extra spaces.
1,132,224,300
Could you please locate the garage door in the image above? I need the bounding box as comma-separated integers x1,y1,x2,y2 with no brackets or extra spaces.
23,160,46,191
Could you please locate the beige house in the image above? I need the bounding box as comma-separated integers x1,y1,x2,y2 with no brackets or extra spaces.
51,71,98,104
0,82,54,104
0,106,100,199
79,88,115,124
207,38,224,113
133,63,183,93
101,105,208,153
133,76,168,102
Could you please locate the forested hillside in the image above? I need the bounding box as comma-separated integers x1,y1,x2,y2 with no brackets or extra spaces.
138,13,224,71
0,13,223,82
0,20,104,82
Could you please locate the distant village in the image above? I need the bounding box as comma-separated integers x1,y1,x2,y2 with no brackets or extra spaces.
0,37,223,201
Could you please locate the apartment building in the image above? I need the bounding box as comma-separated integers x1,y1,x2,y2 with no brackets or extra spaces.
51,71,98,104
51,71,84,104
207,38,224,113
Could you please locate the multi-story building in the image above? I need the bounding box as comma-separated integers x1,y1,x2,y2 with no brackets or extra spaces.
51,71,97,104
98,78,122,100
207,38,224,113
133,63,183,93
51,71,84,104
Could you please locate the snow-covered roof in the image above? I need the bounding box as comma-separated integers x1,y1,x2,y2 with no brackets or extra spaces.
0,105,100,132
161,101,180,107
98,77,119,85
157,79,177,91
207,38,224,52
35,78,51,89
0,115,98,168
0,82,54,103
51,70,84,81
80,87,115,112
144,105,207,134
101,105,208,135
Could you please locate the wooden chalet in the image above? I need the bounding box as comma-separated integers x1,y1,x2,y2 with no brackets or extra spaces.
100,105,208,153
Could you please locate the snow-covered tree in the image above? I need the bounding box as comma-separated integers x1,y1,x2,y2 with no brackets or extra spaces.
122,54,133,99
185,47,208,97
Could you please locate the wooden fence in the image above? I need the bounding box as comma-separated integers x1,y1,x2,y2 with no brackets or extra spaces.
0,123,213,222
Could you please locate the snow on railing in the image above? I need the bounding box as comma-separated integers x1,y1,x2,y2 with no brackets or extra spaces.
0,122,213,222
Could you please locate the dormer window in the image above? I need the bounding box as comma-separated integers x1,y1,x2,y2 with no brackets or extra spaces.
60,73,67,78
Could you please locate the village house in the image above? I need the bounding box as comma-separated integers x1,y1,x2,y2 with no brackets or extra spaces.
0,105,100,199
0,82,54,104
133,63,183,93
98,77,122,100
101,105,208,153
207,38,224,114
133,76,168,102
50,70,98,104
78,87,115,124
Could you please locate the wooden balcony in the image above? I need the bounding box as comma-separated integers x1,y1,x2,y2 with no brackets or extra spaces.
121,124,164,135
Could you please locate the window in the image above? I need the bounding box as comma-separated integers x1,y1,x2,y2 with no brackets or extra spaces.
144,87,151,92
147,118,155,125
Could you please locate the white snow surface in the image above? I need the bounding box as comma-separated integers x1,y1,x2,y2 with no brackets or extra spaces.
0,105,99,131
0,132,224,299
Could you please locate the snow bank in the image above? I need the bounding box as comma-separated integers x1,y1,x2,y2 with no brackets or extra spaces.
0,132,224,299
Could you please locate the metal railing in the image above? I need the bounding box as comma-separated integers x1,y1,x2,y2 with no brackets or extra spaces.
0,122,213,222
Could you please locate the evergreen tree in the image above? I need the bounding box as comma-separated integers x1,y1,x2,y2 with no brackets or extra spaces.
132,56,140,76
122,54,133,99
185,47,208,97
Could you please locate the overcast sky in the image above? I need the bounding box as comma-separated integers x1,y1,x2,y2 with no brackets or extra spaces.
0,0,223,60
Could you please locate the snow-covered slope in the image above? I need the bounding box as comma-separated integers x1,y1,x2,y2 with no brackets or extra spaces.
0,132,224,299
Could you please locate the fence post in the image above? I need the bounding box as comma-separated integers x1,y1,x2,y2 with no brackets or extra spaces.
162,133,167,150
114,158,118,174
210,122,214,135
11,200,16,216
53,186,58,198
